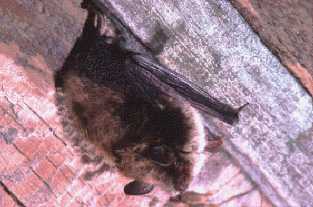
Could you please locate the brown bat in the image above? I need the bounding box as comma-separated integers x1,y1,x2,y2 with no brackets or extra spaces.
55,0,245,196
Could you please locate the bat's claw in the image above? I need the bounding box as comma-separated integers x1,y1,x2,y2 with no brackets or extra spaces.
81,0,121,44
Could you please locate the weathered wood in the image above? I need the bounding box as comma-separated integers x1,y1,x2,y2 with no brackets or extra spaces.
230,0,313,96
0,0,85,70
97,0,313,206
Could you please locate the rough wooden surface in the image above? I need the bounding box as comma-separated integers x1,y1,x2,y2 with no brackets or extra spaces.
230,0,313,96
0,1,273,207
0,0,85,70
97,0,313,206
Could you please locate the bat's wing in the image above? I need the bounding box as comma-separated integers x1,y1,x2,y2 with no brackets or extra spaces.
75,0,245,125
130,54,245,125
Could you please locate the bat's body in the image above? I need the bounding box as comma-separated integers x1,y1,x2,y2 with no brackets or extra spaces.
58,67,206,192
55,0,243,195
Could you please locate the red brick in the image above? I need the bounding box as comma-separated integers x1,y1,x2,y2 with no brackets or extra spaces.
0,186,18,207
35,137,65,158
57,193,86,207
97,195,115,207
49,169,71,194
14,135,65,162
44,136,65,152
14,137,42,160
67,179,85,196
0,106,21,137
69,200,85,207
60,165,75,181
58,192,73,207
40,198,56,207
0,134,8,148
162,202,189,207
33,158,57,181
65,155,85,173
0,155,7,174
10,169,44,202
1,167,45,204
0,144,27,173
93,174,125,194
47,151,66,167
94,183,107,194
25,185,52,207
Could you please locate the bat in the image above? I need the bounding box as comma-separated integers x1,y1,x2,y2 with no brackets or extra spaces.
55,0,245,196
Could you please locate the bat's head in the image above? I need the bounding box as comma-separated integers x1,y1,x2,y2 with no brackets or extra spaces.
112,97,208,193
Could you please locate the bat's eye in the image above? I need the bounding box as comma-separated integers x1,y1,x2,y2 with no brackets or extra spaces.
149,145,175,167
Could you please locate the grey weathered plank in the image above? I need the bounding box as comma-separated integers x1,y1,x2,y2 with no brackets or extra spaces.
230,0,313,96
0,0,85,70
96,0,313,206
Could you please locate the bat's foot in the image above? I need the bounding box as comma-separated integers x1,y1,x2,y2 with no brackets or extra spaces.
80,0,105,35
81,0,122,45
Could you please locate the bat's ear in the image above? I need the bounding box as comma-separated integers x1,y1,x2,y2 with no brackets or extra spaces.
123,180,154,195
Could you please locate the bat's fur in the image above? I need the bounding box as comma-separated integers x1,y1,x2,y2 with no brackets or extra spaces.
57,68,206,192
55,0,237,194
